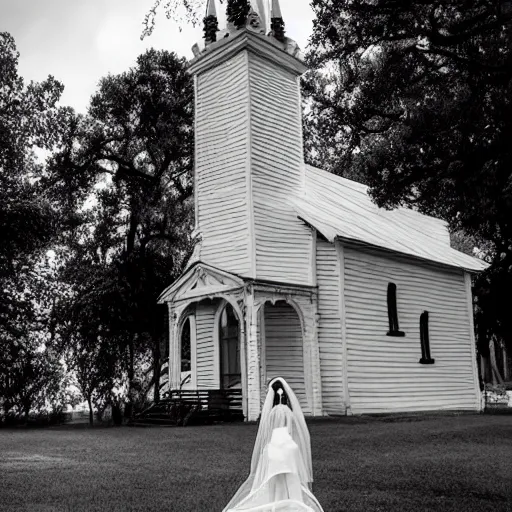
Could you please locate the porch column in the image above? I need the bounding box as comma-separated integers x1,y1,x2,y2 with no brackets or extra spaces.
301,300,323,416
246,293,263,421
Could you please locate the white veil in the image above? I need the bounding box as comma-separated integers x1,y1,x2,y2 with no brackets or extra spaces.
223,377,319,512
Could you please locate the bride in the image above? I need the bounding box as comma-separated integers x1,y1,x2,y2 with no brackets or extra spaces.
223,377,324,512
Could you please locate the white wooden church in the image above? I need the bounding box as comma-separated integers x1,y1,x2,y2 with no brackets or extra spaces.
158,0,487,421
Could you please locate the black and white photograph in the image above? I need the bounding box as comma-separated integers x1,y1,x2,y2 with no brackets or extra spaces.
1,1,511,510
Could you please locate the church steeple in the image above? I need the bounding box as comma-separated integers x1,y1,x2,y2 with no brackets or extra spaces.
206,0,217,16
270,0,285,42
188,10,311,284
203,0,219,45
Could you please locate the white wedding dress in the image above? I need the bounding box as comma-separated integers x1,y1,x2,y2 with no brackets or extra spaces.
223,378,324,512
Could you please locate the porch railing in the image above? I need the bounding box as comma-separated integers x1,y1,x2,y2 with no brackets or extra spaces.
164,388,242,409
147,388,244,425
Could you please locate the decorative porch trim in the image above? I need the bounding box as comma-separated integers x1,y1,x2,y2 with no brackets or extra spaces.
213,298,248,419
258,305,267,406
168,302,191,390
189,313,197,389
245,291,264,421
158,262,245,304
295,296,323,416
174,286,245,305
163,273,321,420
249,280,317,301
177,310,197,389
213,300,225,389
255,291,323,416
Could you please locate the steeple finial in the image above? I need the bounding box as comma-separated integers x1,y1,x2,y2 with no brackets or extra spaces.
204,0,219,45
271,0,282,18
207,0,217,16
271,0,285,42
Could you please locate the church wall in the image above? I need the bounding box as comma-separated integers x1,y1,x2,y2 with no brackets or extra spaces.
195,52,251,276
248,53,312,286
316,238,346,414
343,245,480,414
194,299,218,388
264,301,311,414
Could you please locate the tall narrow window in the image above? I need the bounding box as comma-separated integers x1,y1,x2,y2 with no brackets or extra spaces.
181,317,191,373
419,311,435,364
219,304,241,389
387,283,404,337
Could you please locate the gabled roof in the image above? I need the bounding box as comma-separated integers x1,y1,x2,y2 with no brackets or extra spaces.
292,165,487,272
158,262,244,304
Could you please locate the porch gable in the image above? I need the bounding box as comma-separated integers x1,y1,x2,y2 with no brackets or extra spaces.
158,262,245,305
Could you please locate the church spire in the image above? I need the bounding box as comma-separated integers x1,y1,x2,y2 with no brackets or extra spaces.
206,0,217,16
204,0,219,45
270,0,285,42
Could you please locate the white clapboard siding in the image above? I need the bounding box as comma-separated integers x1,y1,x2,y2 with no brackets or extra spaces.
195,52,250,275
195,300,217,388
248,53,312,286
264,302,310,414
343,245,479,414
316,238,345,414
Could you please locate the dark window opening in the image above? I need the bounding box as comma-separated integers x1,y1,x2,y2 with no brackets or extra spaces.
219,304,241,389
419,311,435,364
181,317,191,373
387,283,405,337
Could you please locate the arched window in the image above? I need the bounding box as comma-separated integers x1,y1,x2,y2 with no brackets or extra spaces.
387,283,405,337
419,311,435,364
219,304,241,389
181,317,191,373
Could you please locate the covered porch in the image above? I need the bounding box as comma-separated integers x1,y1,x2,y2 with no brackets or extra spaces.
158,262,323,421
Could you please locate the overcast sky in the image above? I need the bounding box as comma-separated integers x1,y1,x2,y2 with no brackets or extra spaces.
3,0,314,113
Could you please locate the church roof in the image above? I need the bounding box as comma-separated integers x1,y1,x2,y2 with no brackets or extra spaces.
292,165,487,272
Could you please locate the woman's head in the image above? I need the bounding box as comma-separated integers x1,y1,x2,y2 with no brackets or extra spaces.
269,377,293,410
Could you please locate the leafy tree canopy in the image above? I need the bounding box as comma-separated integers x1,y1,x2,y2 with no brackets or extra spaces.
47,48,194,409
305,1,512,351
0,33,71,418
142,0,256,38
0,33,71,273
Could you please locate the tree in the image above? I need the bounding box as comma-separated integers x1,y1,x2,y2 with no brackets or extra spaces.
0,32,71,279
0,33,71,417
63,322,124,426
47,49,194,411
0,345,65,422
143,0,210,37
142,0,255,38
305,1,512,353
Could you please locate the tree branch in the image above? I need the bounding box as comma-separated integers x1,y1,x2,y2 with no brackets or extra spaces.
98,153,156,183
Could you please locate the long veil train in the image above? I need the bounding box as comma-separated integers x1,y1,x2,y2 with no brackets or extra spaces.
223,378,324,512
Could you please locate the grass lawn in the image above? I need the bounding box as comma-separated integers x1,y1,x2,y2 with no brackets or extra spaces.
0,414,511,512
